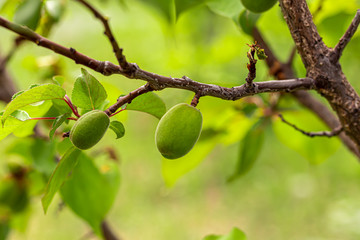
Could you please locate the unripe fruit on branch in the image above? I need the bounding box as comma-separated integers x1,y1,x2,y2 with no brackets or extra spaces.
241,0,277,13
70,110,110,150
155,103,202,159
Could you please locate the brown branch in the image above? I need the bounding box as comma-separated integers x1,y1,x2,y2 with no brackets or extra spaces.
252,26,360,158
190,91,202,107
0,16,315,104
279,114,343,137
332,9,360,62
101,221,120,240
286,47,297,66
105,83,153,116
0,36,25,71
74,0,132,72
245,46,257,87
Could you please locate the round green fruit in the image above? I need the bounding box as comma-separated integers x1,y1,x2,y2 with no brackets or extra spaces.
155,103,202,159
240,0,277,13
70,110,110,150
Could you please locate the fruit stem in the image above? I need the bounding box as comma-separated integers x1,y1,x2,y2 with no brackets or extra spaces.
29,117,77,121
191,91,202,107
63,95,80,118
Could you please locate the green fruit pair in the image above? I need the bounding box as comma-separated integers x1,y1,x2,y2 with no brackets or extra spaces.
241,0,277,13
155,103,202,159
70,110,110,150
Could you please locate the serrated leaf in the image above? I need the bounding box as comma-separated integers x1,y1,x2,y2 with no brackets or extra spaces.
49,113,70,139
71,68,107,110
2,84,66,125
228,118,268,182
126,92,166,119
175,0,208,18
0,101,51,141
41,147,81,214
203,227,247,240
60,153,120,235
207,0,243,18
109,121,125,139
13,0,43,30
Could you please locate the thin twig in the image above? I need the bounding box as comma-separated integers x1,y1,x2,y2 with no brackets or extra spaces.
278,114,343,137
101,221,120,240
286,47,297,66
332,9,360,62
245,45,257,87
74,0,131,72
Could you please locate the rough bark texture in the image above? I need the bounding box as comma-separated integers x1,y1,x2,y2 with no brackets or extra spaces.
279,0,360,150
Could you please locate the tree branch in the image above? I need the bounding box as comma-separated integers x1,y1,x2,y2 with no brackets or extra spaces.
74,0,132,72
332,9,360,62
278,114,343,137
252,27,360,158
101,221,120,240
0,16,315,103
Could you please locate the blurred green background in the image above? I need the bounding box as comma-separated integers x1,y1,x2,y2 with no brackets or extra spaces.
1,0,360,239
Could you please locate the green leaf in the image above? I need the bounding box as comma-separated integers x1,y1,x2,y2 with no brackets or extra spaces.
30,139,57,176
126,92,166,119
238,10,260,35
13,0,43,30
175,0,208,18
71,68,107,110
60,153,120,235
41,147,81,214
49,113,71,139
11,90,25,100
162,138,217,187
2,84,66,125
139,0,175,23
203,227,247,240
273,110,341,164
109,121,125,139
45,0,66,22
52,75,65,86
207,0,243,18
10,110,30,121
228,118,268,181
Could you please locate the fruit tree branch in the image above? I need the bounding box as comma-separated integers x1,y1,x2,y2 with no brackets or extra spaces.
332,9,360,62
0,16,315,104
74,0,132,72
279,0,360,151
252,27,360,158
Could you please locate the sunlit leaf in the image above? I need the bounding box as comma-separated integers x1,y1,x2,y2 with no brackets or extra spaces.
207,0,243,18
71,68,107,110
139,0,174,23
109,121,125,139
13,0,43,30
126,92,166,119
2,84,66,125
41,147,81,214
60,153,120,235
203,227,247,240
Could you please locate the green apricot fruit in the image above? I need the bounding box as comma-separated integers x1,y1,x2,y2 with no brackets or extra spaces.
70,110,110,150
240,0,277,13
155,103,202,159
